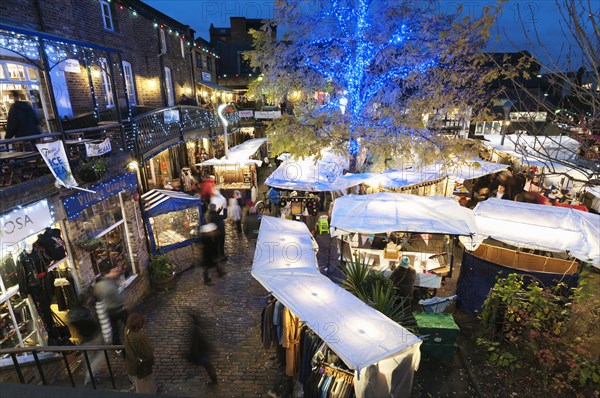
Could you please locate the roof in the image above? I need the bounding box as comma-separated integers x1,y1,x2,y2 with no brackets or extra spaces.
330,193,478,243
251,216,422,372
197,80,234,92
197,138,267,166
468,198,600,267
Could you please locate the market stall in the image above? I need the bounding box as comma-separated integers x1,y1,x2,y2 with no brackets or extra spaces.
141,189,203,256
456,198,599,313
330,193,478,285
197,138,266,196
252,216,422,398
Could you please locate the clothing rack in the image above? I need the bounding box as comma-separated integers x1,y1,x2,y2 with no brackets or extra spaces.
320,362,354,377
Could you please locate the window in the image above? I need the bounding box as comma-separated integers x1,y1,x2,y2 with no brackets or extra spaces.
160,29,167,54
180,38,185,59
164,67,174,106
122,61,137,106
206,57,212,72
99,58,114,108
100,1,114,31
237,51,252,74
195,53,202,69
201,55,208,70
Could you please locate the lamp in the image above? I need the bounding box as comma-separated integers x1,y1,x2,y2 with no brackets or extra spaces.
217,103,229,158
501,99,516,146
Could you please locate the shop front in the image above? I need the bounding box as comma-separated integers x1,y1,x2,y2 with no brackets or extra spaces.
60,173,149,307
0,199,77,366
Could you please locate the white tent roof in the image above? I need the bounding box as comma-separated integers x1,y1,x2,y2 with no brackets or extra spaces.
484,134,580,161
470,198,600,267
330,193,478,244
252,216,421,372
442,159,508,182
197,138,266,167
265,149,350,191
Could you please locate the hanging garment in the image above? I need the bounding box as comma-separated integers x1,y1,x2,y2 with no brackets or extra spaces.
282,307,302,376
1,254,18,288
16,248,55,331
53,271,77,311
36,228,67,261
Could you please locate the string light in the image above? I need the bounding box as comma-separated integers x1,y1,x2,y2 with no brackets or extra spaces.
62,173,138,220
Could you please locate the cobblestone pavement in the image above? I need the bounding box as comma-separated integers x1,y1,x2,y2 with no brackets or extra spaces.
135,222,281,397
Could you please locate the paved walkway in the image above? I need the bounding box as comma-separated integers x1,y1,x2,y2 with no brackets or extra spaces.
137,222,281,397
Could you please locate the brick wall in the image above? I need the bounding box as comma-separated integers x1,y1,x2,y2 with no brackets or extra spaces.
1,0,195,113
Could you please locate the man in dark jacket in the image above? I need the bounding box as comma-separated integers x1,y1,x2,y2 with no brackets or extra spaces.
5,90,42,139
389,256,416,299
243,207,262,261
206,203,226,260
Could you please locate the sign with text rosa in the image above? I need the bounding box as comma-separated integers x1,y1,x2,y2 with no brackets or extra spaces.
0,201,52,247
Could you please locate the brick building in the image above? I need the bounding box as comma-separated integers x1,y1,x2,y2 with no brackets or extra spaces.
193,36,234,107
0,0,205,369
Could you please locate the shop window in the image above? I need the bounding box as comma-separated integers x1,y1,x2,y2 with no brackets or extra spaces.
148,206,200,253
122,61,137,106
99,58,114,108
80,193,134,279
160,29,167,55
164,67,174,106
100,0,114,32
0,201,77,366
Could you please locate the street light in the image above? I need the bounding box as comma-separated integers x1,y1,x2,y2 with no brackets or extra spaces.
217,103,229,158
500,99,515,146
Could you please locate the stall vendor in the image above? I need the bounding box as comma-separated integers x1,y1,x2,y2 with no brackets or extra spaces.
390,256,416,299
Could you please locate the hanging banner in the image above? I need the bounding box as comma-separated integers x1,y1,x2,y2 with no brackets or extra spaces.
85,138,112,157
64,59,81,73
36,141,78,188
0,200,53,247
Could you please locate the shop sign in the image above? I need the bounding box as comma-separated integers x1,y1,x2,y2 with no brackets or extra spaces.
64,59,81,73
239,110,254,118
62,173,138,220
254,110,281,119
0,200,52,247
85,138,112,157
202,71,212,82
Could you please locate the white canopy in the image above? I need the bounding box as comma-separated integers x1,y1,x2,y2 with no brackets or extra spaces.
485,134,580,161
251,216,421,373
330,193,478,244
441,159,508,183
197,138,266,167
265,149,350,191
470,198,600,267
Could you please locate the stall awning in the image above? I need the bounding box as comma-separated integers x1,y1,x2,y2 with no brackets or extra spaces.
469,198,600,267
330,193,478,242
197,79,235,92
197,138,267,167
142,189,201,217
265,149,350,191
251,216,421,372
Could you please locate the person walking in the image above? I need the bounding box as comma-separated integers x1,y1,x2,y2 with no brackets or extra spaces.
199,223,226,285
243,207,262,263
93,267,128,349
124,313,157,394
67,297,103,386
206,203,227,261
5,90,42,139
187,312,218,386
227,194,242,233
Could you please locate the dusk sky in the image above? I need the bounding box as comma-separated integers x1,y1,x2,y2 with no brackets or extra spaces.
145,0,597,70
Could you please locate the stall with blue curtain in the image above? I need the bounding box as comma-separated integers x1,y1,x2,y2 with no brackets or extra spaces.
142,189,204,254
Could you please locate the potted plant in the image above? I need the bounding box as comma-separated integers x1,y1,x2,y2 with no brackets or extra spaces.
148,254,176,290
76,237,104,252
77,158,107,183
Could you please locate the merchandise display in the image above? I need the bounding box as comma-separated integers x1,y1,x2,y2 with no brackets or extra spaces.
150,207,200,250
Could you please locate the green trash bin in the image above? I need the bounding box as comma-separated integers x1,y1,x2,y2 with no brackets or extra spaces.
414,313,460,362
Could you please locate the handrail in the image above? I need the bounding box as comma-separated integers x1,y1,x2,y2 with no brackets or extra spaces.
0,344,126,391
63,123,122,134
0,132,63,144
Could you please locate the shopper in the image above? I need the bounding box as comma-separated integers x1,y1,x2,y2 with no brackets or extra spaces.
124,313,157,394
199,223,226,285
243,207,262,263
187,312,218,386
93,267,128,348
227,194,242,233
206,203,227,261
5,90,42,139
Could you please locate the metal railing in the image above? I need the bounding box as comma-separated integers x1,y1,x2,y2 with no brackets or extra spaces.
0,344,126,391
132,105,240,158
0,123,124,188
